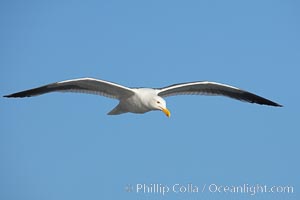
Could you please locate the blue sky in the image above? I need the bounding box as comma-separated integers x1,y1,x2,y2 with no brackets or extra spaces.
1,0,299,199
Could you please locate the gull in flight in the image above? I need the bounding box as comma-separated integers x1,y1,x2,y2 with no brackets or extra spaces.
4,78,282,117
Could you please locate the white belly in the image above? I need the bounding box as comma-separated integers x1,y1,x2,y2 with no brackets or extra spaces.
121,88,157,113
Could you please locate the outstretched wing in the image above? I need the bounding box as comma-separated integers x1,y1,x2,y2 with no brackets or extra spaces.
4,78,135,99
157,81,282,107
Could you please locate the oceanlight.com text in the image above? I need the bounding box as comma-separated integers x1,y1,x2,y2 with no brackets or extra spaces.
207,183,294,196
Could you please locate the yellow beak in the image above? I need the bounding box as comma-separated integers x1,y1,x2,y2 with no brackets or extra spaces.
161,107,171,118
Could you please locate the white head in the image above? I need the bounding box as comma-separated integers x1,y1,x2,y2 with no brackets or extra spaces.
150,96,171,117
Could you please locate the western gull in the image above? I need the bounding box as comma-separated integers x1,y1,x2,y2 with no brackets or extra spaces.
4,78,282,117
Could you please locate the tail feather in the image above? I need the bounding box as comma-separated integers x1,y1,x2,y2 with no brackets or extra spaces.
107,103,127,115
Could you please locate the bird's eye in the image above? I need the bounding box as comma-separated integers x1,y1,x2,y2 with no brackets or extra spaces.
157,101,160,104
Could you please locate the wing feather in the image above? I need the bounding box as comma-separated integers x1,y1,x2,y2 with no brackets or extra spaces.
157,81,282,107
4,78,135,99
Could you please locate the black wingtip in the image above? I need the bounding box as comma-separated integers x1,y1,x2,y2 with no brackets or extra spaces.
270,103,283,107
3,85,53,98
4,94,18,98
3,93,30,98
262,101,283,107
266,100,283,107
